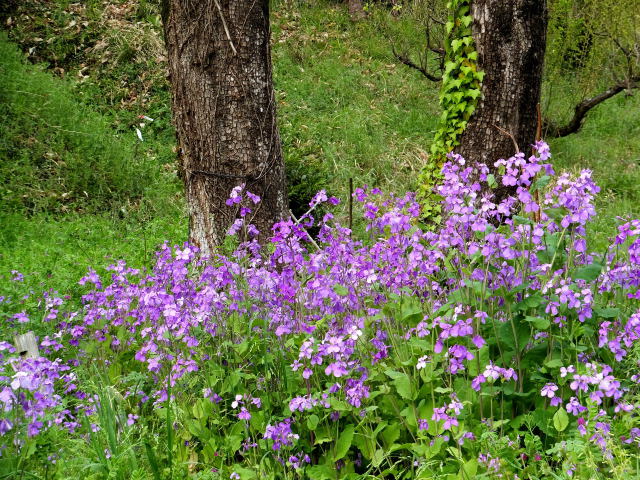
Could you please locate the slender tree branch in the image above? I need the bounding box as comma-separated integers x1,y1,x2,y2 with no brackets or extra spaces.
493,125,520,153
546,76,639,138
392,46,442,82
427,12,445,26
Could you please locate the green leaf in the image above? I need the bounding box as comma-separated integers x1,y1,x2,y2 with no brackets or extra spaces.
192,399,212,421
307,414,319,431
381,423,401,448
445,21,455,35
544,358,564,369
227,434,243,453
333,284,349,296
385,370,414,400
334,425,354,461
401,298,422,323
372,448,385,468
553,408,569,432
516,293,543,310
467,88,481,99
595,307,619,318
513,215,534,226
525,316,550,330
530,175,551,193
306,465,334,480
573,263,602,282
313,426,333,445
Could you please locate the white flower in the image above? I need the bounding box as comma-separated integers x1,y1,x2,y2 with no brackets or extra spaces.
416,355,429,370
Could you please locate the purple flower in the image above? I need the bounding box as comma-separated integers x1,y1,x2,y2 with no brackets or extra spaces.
540,383,558,398
264,419,299,450
27,421,43,437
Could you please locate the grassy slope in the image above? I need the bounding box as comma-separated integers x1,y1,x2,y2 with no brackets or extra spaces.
1,0,639,292
0,34,185,293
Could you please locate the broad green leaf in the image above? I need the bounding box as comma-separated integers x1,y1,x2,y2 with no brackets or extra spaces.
573,263,602,282
553,408,569,432
307,414,319,431
525,316,550,330
595,307,619,318
393,374,413,400
306,465,334,480
334,425,354,461
333,284,349,296
372,448,385,468
313,426,332,445
381,423,401,448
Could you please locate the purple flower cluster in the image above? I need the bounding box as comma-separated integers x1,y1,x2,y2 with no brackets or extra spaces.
3,140,640,473
0,356,78,439
263,419,299,450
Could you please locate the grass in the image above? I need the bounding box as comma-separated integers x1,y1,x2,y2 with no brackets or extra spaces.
0,31,185,293
0,0,639,289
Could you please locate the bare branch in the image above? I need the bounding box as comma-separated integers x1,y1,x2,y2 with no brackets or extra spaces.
546,76,640,138
213,0,237,56
392,46,442,82
427,12,446,26
493,125,520,153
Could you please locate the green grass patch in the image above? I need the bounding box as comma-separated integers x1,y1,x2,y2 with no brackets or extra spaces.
0,33,177,215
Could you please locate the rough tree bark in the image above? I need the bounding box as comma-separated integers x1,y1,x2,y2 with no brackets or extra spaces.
161,0,287,255
348,0,366,21
456,0,547,199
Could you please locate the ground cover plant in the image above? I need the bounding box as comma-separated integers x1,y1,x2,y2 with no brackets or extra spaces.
2,142,640,479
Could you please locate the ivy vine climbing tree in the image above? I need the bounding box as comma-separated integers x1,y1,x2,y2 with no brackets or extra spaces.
418,0,548,216
416,0,482,220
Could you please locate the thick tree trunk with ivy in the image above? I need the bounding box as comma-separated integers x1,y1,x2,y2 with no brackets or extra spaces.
457,0,547,198
161,0,287,255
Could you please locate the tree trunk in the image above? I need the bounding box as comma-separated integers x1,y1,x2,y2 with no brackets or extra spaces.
456,0,547,199
348,0,366,21
162,0,287,255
